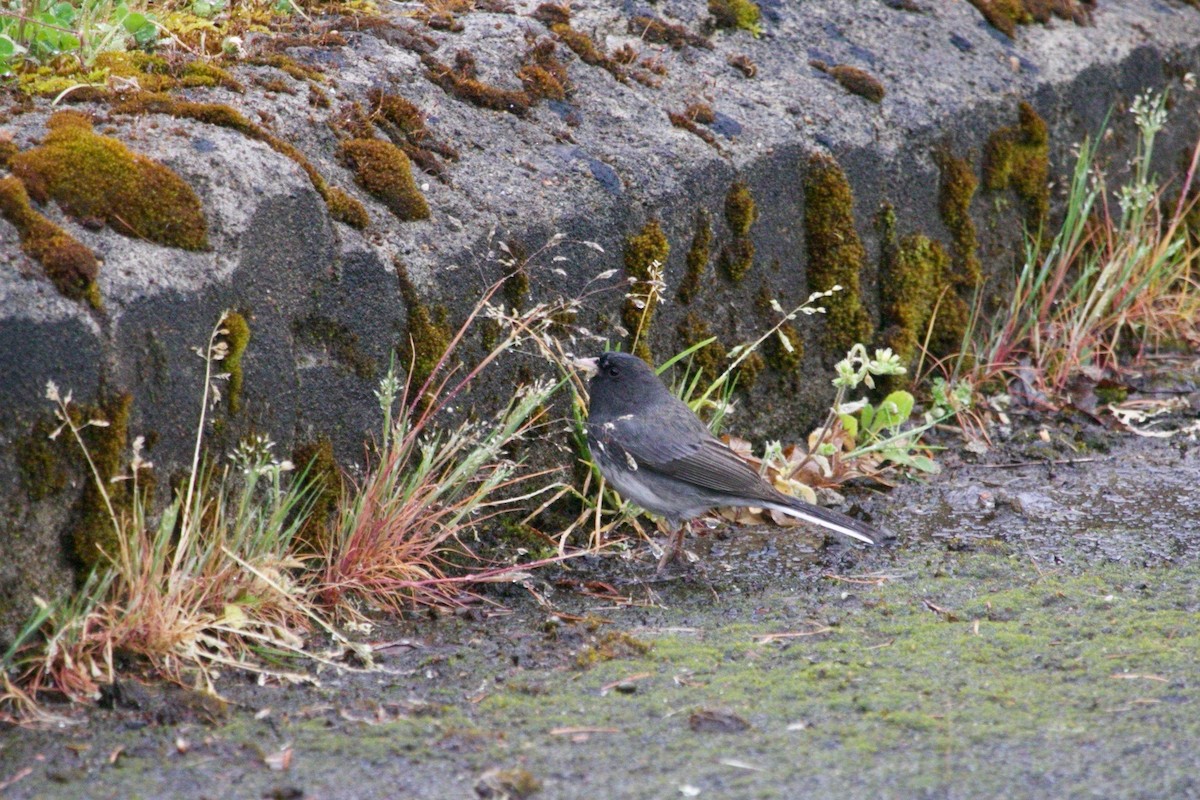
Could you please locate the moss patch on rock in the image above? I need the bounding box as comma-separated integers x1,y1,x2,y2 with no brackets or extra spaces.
622,219,670,363
804,153,874,356
15,415,71,502
876,203,947,381
421,51,532,116
718,181,757,284
678,210,712,304
675,312,727,384
708,0,761,34
71,392,133,572
112,92,368,229
764,322,805,374
811,61,885,104
931,148,984,356
92,51,245,93
338,138,430,222
397,259,454,396
10,110,208,250
292,436,342,554
983,101,1050,231
219,311,251,415
627,14,712,50
0,175,100,306
965,0,1092,38
366,89,459,183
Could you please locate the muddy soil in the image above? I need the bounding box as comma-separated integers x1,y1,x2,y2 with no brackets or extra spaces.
3,416,1200,800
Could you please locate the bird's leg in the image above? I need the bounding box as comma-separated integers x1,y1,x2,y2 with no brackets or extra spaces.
656,524,687,572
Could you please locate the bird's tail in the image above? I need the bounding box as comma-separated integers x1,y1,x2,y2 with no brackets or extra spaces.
765,497,879,545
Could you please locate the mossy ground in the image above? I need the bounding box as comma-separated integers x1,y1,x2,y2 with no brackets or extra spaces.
8,436,1200,799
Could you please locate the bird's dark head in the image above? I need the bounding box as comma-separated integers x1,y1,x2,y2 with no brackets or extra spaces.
576,351,672,421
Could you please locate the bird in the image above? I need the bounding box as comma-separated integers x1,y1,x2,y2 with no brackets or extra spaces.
576,351,880,570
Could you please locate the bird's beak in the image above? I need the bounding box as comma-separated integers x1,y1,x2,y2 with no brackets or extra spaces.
572,356,599,377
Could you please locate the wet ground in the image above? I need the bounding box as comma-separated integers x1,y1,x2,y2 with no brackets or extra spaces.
3,418,1200,800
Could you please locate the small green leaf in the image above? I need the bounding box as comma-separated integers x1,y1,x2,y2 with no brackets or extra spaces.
838,413,858,440
883,390,914,421
858,404,875,434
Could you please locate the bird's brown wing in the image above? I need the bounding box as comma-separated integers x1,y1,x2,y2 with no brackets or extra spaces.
589,403,777,502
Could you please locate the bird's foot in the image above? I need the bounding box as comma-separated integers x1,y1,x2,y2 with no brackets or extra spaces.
655,528,688,573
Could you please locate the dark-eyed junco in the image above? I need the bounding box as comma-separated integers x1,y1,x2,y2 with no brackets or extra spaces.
576,351,880,569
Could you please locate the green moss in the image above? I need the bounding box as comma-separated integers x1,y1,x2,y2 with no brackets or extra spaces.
0,176,100,306
292,313,378,379
718,237,755,284
717,182,757,284
292,437,341,554
724,181,757,237
0,137,18,168
15,416,70,501
219,311,250,415
326,187,371,229
518,39,572,102
491,516,556,559
764,322,805,373
965,0,1028,37
338,138,430,222
736,350,764,390
91,52,244,92
396,259,454,395
804,153,875,355
246,53,326,84
876,205,946,374
983,101,1050,230
678,209,712,304
111,93,368,230
622,219,670,363
532,2,571,26
935,149,982,288
71,392,132,572
533,4,630,82
367,89,459,183
181,60,243,91
675,312,727,384
931,148,984,357
10,110,207,250
708,0,762,34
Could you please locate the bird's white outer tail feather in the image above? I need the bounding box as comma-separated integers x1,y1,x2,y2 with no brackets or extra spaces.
765,502,876,545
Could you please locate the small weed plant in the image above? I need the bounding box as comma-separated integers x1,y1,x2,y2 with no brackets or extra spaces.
979,88,1200,401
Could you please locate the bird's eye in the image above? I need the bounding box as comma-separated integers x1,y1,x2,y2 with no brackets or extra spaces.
607,366,619,377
